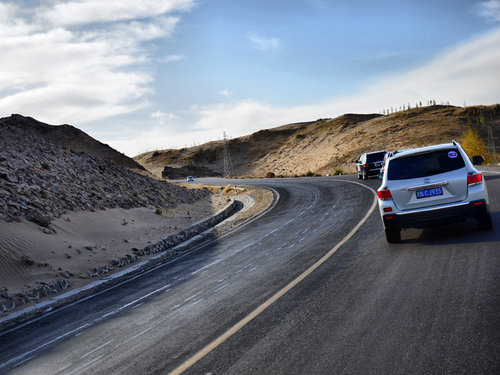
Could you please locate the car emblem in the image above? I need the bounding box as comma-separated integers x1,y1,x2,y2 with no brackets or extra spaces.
424,178,430,183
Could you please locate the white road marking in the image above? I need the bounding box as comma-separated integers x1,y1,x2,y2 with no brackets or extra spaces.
13,356,35,368
81,340,112,359
214,284,227,293
189,298,203,307
168,180,378,375
137,316,154,326
132,302,144,309
267,227,281,235
64,355,103,375
191,259,223,275
298,237,306,242
54,363,73,374
0,323,91,370
124,327,153,344
185,292,202,302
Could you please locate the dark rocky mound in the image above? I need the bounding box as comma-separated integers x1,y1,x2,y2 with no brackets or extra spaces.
0,120,209,224
0,114,144,171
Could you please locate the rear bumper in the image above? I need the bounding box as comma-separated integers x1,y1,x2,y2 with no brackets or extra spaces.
367,168,381,176
382,199,489,229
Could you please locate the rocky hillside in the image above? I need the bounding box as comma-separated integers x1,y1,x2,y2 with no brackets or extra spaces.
135,105,500,177
0,114,144,171
0,118,209,224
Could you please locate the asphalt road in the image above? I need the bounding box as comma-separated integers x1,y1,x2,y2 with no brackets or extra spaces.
0,174,499,374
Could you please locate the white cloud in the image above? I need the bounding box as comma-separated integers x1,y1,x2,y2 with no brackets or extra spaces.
188,27,500,142
219,88,232,98
248,33,280,51
162,54,185,62
40,0,195,27
90,27,500,157
151,110,176,122
477,0,500,22
0,1,194,124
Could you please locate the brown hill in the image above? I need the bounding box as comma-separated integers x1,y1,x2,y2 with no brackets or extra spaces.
135,105,500,177
0,114,144,171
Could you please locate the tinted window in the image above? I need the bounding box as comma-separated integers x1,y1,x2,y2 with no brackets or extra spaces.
387,149,465,180
366,152,385,163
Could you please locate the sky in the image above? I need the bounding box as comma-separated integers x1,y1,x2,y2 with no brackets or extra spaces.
1,0,500,156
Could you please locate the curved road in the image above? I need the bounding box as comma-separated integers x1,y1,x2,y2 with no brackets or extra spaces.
0,175,499,374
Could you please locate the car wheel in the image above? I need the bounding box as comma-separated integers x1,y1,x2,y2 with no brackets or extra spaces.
357,172,362,179
477,213,493,230
385,227,401,243
362,170,367,180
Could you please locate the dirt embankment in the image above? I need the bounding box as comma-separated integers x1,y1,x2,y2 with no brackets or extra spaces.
135,105,500,177
0,117,216,312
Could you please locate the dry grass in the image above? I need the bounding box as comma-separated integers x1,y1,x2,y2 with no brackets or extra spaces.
134,105,500,177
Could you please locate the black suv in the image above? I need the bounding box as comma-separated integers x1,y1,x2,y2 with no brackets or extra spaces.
356,151,386,179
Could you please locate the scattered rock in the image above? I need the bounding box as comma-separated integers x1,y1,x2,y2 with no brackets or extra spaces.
21,255,35,265
26,210,52,227
1,291,12,299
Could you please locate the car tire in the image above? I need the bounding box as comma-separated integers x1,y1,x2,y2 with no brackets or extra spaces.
357,172,362,179
385,227,401,243
477,213,493,230
362,170,367,180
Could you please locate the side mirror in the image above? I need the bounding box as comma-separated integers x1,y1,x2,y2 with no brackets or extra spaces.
472,155,485,165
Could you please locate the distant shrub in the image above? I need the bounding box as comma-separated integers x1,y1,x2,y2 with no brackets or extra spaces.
155,208,163,215
333,168,343,176
460,127,491,163
41,162,51,171
305,171,315,177
265,172,276,178
223,185,233,195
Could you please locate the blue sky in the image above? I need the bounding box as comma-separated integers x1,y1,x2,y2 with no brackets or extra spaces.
1,0,499,156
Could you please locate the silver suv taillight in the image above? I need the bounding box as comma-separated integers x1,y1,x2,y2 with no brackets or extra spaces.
467,172,483,187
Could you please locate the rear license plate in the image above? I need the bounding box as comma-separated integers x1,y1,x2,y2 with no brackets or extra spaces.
416,187,443,199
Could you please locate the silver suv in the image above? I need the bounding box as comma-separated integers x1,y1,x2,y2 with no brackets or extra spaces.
377,141,492,243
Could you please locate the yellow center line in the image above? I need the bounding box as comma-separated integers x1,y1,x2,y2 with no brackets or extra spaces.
169,181,378,375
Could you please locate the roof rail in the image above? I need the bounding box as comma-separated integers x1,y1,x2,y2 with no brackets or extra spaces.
452,140,457,145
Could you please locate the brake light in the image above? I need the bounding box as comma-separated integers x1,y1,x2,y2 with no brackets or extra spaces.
383,207,393,212
467,173,483,186
377,189,392,200
363,163,368,167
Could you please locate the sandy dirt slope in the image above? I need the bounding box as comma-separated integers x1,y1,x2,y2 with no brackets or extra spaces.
135,105,500,177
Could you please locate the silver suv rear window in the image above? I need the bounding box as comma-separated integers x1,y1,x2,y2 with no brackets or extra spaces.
387,148,465,180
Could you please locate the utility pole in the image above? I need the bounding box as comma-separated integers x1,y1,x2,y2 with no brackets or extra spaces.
222,132,234,177
486,126,497,160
